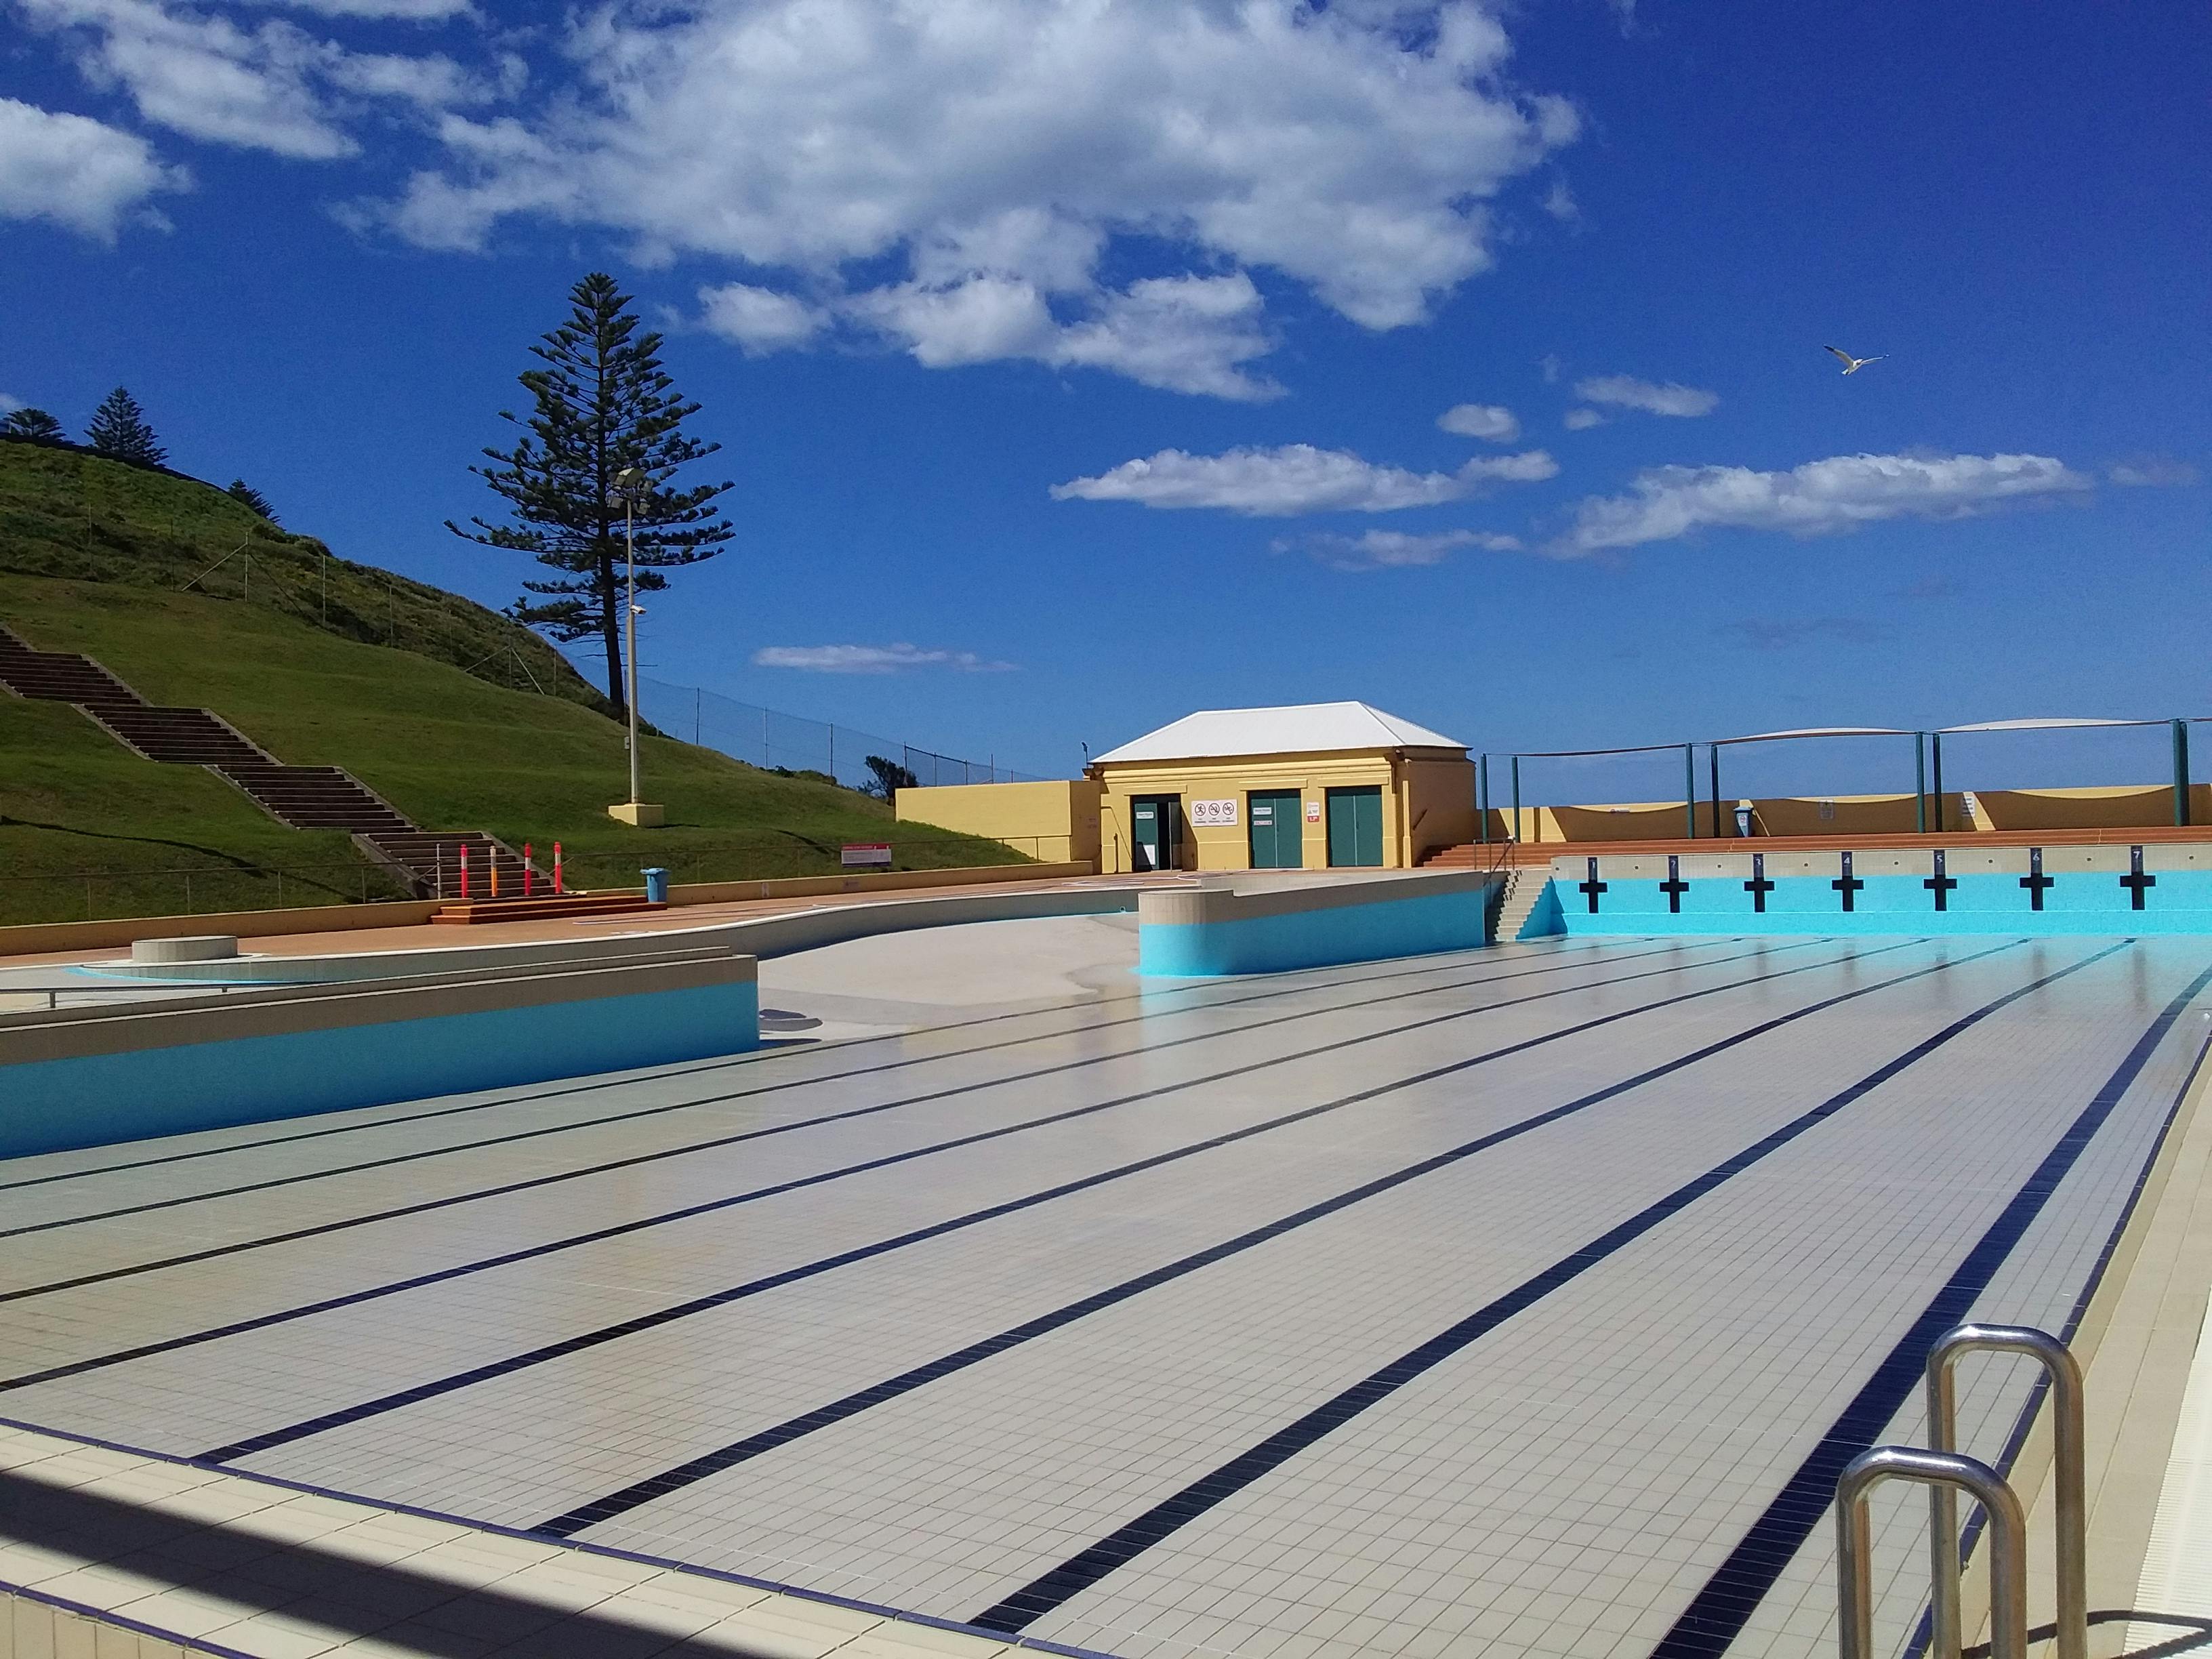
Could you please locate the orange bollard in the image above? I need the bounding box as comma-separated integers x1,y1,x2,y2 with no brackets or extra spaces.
554,842,564,894
524,843,534,898
459,843,470,900
489,855,499,899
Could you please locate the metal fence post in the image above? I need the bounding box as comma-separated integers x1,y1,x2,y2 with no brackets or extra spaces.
1709,743,1722,838
1478,754,1490,844
1925,1324,2086,1659
1510,755,1522,844
1916,733,1927,834
1932,733,1946,834
1683,743,1696,838
2174,718,2190,827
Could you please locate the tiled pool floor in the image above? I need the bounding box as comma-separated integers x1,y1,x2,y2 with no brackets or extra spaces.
2,931,2207,1659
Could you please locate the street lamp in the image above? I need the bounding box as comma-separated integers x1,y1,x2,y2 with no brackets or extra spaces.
607,467,662,828
615,466,645,807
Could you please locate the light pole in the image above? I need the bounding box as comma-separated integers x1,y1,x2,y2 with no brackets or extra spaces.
617,467,644,808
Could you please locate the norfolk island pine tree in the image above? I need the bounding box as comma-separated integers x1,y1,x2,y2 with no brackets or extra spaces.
448,272,734,721
84,388,167,468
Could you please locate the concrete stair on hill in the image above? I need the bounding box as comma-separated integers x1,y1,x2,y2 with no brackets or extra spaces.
0,621,539,903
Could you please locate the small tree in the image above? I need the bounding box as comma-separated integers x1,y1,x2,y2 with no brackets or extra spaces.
228,480,279,523
85,387,166,468
0,408,64,442
862,754,920,800
448,272,734,720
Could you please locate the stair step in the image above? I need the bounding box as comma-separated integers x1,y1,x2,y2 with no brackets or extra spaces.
430,895,663,925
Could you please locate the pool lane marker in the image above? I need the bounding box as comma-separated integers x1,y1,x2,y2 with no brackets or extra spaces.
513,938,2007,1542
181,939,1902,1460
0,938,1721,1243
960,940,2125,1635
1645,952,2212,1659
0,937,1615,1198
0,941,1772,1309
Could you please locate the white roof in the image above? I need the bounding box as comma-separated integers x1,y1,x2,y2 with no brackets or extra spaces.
1094,701,1465,765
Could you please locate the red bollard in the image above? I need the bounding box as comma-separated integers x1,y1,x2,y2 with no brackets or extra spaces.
459,843,470,900
554,841,564,895
524,843,534,898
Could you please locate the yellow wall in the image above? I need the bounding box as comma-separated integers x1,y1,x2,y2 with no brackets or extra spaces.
1970,783,2212,832
1092,750,1474,874
895,779,1102,864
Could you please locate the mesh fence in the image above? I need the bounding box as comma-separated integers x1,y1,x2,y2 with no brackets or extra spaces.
636,675,1054,794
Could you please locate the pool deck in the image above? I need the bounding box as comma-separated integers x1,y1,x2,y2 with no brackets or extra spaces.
3,924,2210,1659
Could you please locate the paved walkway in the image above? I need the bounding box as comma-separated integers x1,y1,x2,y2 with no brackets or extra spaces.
0,930,2206,1659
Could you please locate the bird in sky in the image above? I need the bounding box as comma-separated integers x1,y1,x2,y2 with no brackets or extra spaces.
1824,345,1885,375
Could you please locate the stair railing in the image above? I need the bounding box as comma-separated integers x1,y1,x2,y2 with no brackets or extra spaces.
1837,1446,2027,1659
1925,1324,2086,1659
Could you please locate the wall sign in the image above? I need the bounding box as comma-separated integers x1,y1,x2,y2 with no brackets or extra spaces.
1305,800,1322,823
1190,798,1239,827
842,843,893,868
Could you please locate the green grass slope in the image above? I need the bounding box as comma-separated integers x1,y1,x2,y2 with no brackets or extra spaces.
0,447,1025,925
0,438,609,712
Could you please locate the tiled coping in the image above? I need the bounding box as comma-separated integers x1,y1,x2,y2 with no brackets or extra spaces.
0,1419,1103,1659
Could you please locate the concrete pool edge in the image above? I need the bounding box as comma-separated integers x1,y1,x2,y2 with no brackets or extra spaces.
0,1414,1121,1659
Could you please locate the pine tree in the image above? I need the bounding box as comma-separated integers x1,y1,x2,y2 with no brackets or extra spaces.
228,479,279,523
85,387,166,468
447,272,733,718
0,407,65,442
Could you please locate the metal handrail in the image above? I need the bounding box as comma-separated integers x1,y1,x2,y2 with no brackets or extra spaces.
1925,1324,2086,1659
1837,1446,2028,1659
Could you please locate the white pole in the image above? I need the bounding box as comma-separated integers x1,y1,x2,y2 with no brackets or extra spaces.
624,493,640,806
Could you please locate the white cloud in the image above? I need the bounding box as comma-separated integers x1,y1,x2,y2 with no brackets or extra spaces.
1563,407,1607,430
698,283,830,354
1538,353,1561,384
362,0,1575,394
0,392,23,413
1053,443,1556,516
0,96,188,239
752,643,1017,674
1541,178,1578,222
1437,403,1519,442
234,0,471,16
2108,456,2200,488
1282,527,1523,571
1573,373,1719,418
20,0,489,159
1555,451,2091,556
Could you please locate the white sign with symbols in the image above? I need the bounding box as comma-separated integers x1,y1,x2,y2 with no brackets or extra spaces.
1306,800,1322,823
1189,798,1239,827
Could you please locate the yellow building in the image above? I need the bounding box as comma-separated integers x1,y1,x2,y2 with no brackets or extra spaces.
1088,702,1475,874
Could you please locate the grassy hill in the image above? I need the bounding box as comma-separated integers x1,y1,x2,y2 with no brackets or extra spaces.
0,445,1025,926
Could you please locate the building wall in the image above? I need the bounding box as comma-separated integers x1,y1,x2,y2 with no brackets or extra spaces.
895,779,1102,864
1094,750,1473,874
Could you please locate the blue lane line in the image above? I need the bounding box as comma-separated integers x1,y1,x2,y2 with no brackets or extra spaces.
189,941,1886,1462
964,941,2126,1635
1646,951,2212,1659
525,940,2011,1542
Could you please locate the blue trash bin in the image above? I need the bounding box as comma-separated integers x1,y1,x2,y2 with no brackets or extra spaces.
641,867,670,903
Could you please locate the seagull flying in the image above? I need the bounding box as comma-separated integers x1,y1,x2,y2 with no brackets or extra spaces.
1824,345,1885,375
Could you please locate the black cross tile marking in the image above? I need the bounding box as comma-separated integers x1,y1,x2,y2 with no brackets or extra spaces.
1659,854,1689,915
1924,848,1958,912
2121,844,2156,911
1578,857,1608,915
1744,853,1774,914
1833,850,1864,913
2021,846,2053,912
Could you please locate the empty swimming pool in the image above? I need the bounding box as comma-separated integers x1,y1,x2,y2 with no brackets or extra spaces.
1,928,2205,1659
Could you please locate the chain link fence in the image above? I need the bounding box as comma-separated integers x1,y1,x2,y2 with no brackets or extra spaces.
636,676,1053,794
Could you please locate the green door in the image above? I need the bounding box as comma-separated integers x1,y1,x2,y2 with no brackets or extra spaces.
1131,795,1182,871
1327,786,1384,867
1247,790,1303,869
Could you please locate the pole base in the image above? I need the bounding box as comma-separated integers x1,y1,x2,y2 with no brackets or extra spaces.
607,802,665,827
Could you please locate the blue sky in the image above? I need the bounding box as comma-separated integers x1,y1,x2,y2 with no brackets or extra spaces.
3,0,2206,794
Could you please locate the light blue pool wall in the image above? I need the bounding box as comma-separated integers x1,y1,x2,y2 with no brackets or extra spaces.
0,979,758,1160
1142,884,1494,977
1521,864,2212,938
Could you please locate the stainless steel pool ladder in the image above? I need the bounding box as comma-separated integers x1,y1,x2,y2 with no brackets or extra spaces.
1838,1446,2028,1659
1927,1325,2086,1659
1836,1323,2087,1659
